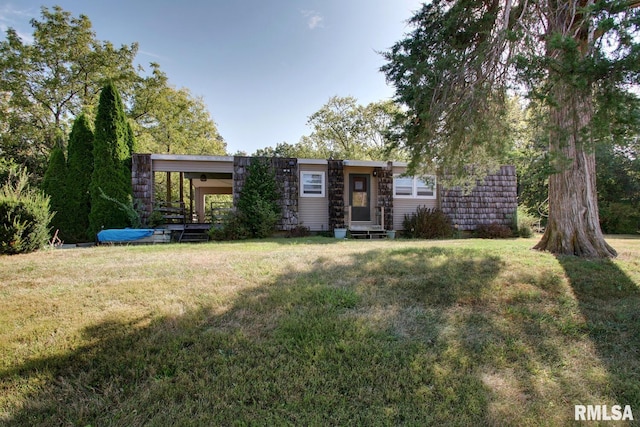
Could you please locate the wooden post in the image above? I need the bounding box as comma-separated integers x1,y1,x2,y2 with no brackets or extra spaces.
189,179,194,222
179,172,184,205
166,172,171,204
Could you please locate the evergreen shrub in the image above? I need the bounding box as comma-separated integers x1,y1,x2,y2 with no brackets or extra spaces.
0,166,53,254
236,158,280,238
600,202,640,234
88,82,134,237
65,113,94,242
42,147,67,239
209,158,281,240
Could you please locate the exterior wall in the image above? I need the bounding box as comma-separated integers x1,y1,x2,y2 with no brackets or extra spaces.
298,163,329,231
271,157,299,230
132,154,153,225
441,166,517,231
392,199,438,231
391,165,437,231
327,160,345,230
132,155,517,233
375,162,394,230
233,156,299,231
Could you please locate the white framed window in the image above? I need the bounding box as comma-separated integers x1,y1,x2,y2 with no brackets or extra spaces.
301,171,325,197
393,175,436,199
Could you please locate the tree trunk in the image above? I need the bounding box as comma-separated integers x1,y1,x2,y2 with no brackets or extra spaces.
533,81,617,258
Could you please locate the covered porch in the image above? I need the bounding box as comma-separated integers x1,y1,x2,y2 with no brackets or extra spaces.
132,154,234,230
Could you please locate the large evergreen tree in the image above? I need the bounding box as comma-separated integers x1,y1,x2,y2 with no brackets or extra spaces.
42,145,67,239
66,113,94,242
382,0,640,258
88,82,134,237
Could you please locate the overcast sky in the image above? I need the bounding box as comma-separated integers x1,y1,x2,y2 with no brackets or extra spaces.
0,0,424,155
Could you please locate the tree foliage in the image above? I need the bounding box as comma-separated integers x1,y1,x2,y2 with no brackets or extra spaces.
382,0,640,257
0,6,137,179
255,96,404,160
88,82,134,237
0,6,226,184
65,113,94,242
235,158,280,238
41,145,68,240
0,165,53,255
131,63,226,155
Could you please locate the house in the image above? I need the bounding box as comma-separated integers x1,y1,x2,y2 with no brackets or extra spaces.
132,154,517,236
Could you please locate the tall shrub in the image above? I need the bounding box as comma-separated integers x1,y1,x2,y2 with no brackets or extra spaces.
66,113,94,242
88,82,134,237
41,146,67,239
236,158,280,238
403,207,453,239
0,166,53,254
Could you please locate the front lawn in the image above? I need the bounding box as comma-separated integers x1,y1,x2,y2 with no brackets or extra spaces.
1,237,639,425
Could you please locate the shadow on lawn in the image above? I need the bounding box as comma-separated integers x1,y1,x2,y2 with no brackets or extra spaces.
4,246,638,425
557,255,640,412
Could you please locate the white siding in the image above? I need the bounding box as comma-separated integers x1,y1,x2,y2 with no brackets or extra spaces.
392,165,438,230
393,198,438,230
299,164,329,231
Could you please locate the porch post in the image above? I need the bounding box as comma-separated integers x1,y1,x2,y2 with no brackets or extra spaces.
132,154,153,226
327,159,345,230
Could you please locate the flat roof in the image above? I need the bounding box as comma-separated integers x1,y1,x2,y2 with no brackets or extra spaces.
145,154,408,168
150,154,234,162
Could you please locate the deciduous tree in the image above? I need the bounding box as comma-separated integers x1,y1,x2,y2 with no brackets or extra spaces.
0,6,137,179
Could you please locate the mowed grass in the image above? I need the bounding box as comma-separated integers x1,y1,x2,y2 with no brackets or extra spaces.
1,236,639,426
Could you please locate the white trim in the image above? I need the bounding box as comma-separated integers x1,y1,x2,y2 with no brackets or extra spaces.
343,159,388,167
300,171,326,197
298,158,328,165
150,154,234,162
393,175,437,199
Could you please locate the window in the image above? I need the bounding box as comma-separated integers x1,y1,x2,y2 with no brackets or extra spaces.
394,175,436,199
301,171,325,197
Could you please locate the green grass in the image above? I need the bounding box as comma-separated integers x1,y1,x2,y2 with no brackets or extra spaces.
1,236,639,425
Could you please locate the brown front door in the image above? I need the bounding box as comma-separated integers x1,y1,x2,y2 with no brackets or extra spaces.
350,174,370,221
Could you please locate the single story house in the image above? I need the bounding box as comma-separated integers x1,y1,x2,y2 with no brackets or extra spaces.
132,154,517,235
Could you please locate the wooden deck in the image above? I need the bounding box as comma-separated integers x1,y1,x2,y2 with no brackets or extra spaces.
161,223,210,243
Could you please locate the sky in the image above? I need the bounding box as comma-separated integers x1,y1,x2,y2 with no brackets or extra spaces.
0,0,424,155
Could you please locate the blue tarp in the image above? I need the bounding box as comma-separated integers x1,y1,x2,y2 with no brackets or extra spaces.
97,228,155,243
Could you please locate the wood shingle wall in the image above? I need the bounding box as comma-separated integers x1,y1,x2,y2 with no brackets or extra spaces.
327,160,345,230
375,162,394,229
233,156,299,231
440,166,517,231
132,154,153,225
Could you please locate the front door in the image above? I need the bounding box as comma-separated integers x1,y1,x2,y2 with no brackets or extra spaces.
349,174,370,222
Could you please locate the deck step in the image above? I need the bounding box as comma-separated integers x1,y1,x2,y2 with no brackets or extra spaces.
349,228,388,239
178,230,210,243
